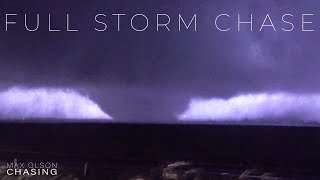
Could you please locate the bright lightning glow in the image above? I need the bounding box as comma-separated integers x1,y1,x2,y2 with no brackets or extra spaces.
178,93,320,121
0,87,112,120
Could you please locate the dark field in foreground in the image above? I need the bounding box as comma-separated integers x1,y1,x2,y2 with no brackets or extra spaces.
1,117,320,127
0,121,319,179
0,160,319,179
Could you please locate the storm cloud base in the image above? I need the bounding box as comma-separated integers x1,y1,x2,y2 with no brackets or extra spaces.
179,93,320,123
0,87,112,121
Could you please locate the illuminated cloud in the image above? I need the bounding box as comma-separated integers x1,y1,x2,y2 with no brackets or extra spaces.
178,93,320,121
0,87,112,120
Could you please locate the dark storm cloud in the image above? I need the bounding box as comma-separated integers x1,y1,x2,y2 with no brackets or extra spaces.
0,0,320,121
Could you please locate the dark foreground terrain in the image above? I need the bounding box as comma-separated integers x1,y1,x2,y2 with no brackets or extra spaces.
0,121,319,179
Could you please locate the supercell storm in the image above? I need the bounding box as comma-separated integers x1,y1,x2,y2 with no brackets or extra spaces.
0,87,112,120
2,0,320,125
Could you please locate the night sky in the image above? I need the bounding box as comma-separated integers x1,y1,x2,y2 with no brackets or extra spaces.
1,0,320,123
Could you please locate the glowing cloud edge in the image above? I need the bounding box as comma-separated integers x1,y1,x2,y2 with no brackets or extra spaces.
178,92,320,122
0,87,112,120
